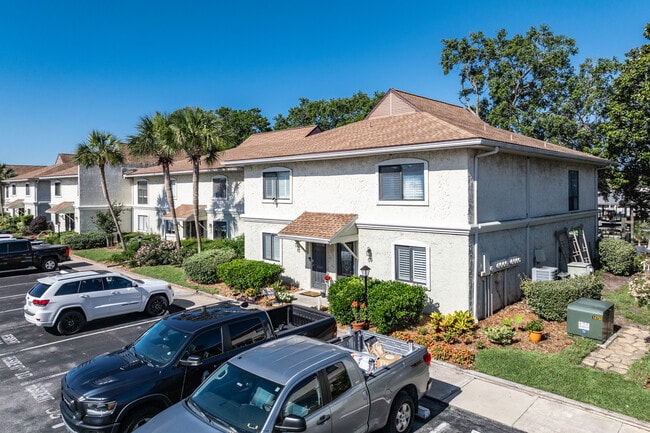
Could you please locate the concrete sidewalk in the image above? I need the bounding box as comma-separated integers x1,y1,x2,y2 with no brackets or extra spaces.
427,360,650,433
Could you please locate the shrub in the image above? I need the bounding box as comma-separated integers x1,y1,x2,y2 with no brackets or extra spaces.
327,276,368,325
27,215,50,235
483,325,516,345
598,237,640,276
217,259,284,291
183,248,237,284
61,231,107,249
133,238,190,267
629,271,650,307
367,280,426,334
524,318,544,332
521,274,604,321
214,235,245,259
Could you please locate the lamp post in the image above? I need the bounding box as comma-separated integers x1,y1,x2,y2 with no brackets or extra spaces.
360,265,370,305
137,235,142,249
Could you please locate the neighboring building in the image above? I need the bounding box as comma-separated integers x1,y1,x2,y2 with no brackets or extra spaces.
222,89,608,319
123,154,244,241
2,163,48,217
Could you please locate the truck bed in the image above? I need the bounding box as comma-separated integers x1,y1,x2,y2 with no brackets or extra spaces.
335,329,422,375
264,303,336,340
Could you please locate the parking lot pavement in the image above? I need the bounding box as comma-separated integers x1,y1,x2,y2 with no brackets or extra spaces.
0,262,219,433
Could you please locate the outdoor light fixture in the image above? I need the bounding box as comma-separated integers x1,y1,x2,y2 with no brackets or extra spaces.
360,265,370,305
366,247,372,261
137,235,142,248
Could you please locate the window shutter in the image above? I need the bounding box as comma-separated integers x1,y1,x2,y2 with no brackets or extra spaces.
272,234,280,260
395,245,412,281
412,247,427,284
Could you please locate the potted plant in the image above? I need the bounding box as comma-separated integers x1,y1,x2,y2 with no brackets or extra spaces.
524,318,544,342
351,300,368,330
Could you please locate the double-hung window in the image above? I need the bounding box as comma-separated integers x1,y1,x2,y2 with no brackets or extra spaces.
138,215,149,232
137,181,148,205
395,245,427,284
262,233,280,261
25,183,30,196
263,169,290,201
213,177,227,199
54,181,61,197
379,162,425,201
568,170,579,211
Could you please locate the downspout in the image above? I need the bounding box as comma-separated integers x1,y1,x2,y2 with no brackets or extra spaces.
472,147,500,320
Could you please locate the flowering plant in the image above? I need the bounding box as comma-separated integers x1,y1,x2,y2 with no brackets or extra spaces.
351,300,368,323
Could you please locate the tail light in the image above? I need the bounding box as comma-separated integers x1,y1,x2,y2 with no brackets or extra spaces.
423,351,431,366
32,299,50,306
65,247,70,256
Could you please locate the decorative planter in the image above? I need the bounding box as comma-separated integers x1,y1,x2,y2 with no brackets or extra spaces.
528,330,543,343
351,322,366,331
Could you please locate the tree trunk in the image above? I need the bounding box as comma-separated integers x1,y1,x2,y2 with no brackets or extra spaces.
192,159,202,253
99,166,126,250
163,164,181,249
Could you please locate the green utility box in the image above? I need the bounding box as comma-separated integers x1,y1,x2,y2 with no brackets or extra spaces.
566,298,614,343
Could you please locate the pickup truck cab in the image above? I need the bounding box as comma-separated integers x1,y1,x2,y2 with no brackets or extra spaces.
60,301,337,433
135,331,431,433
0,237,70,271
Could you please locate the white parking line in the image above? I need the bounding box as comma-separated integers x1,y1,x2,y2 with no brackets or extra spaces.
0,307,24,313
0,318,160,358
0,293,27,300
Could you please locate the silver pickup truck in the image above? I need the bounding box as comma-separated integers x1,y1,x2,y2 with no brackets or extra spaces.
134,330,432,433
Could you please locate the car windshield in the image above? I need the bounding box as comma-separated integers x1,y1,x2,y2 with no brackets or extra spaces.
132,321,190,366
190,363,283,433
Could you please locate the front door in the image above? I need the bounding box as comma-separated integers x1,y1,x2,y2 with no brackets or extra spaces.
311,243,326,290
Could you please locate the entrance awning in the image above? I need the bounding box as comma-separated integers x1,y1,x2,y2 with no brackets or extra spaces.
278,212,358,245
163,204,206,221
46,201,74,214
6,199,24,209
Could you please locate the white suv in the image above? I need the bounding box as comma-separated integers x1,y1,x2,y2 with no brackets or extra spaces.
24,270,174,335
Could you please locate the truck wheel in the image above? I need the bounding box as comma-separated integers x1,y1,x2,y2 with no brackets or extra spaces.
40,257,58,271
56,310,86,335
120,407,160,433
384,391,415,433
145,295,169,316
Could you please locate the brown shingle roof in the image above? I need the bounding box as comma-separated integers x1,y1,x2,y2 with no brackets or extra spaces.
278,212,358,243
222,89,607,165
46,201,74,214
163,204,206,221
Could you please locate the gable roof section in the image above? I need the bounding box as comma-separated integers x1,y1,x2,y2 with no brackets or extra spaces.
163,204,206,221
278,212,358,244
125,149,242,177
7,154,78,181
222,89,607,166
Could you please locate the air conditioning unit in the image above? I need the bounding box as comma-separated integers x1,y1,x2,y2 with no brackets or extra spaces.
567,262,594,277
532,266,558,281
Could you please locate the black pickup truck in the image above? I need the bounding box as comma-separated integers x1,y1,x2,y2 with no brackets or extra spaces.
60,300,337,433
0,238,70,271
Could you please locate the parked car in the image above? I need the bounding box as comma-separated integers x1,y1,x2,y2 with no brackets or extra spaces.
0,237,70,271
59,301,337,433
24,270,173,334
134,331,432,433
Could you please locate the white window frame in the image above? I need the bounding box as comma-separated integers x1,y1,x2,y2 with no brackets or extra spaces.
393,242,428,285
54,181,61,197
262,167,291,202
262,232,281,262
568,170,579,211
137,180,148,205
137,215,149,232
25,183,30,196
213,220,228,239
212,176,228,200
164,219,175,234
11,184,16,196
377,158,428,205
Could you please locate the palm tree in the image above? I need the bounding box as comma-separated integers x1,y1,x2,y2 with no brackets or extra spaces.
0,164,16,216
128,113,182,249
170,107,228,252
74,130,127,250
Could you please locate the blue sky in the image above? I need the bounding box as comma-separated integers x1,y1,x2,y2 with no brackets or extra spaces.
1,0,649,166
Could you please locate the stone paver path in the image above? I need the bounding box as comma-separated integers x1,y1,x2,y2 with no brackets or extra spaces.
581,326,650,374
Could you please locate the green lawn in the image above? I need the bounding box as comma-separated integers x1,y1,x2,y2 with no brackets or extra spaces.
72,248,117,263
475,285,650,422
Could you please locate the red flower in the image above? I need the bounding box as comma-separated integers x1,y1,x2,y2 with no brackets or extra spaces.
324,274,331,281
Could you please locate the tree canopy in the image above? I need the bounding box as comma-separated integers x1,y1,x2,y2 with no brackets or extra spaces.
273,91,385,130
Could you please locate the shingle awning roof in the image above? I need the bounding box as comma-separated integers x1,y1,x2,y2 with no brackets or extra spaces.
6,199,24,209
46,201,74,214
278,212,358,244
163,204,206,221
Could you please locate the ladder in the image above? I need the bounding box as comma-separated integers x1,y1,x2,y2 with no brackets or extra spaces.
556,227,591,265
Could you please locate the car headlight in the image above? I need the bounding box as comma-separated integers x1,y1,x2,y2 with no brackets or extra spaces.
82,400,117,417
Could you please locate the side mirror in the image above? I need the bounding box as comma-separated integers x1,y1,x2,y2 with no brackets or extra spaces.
274,415,306,432
179,355,202,367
